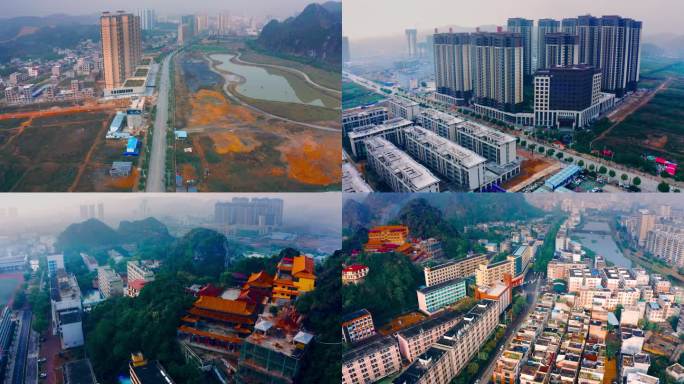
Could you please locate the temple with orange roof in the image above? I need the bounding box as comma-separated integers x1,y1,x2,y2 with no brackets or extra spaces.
363,225,411,254
272,255,316,302
238,271,274,307
178,295,258,354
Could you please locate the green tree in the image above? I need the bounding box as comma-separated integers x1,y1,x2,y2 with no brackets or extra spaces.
538,146,545,153
12,290,26,310
633,177,641,186
621,173,628,181
578,160,585,167
589,164,595,171
609,170,616,178
658,182,670,193
466,362,480,376
599,166,607,174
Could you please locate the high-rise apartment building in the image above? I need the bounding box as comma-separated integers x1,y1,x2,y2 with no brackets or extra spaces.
506,18,533,76
472,32,523,112
406,29,418,58
537,19,560,70
637,209,656,247
562,17,578,35
645,225,684,267
433,31,472,101
137,9,156,30
598,16,642,95
576,15,642,95
214,198,284,229
577,15,601,69
543,33,579,69
100,11,142,89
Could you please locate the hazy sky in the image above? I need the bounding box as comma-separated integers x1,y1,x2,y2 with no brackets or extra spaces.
0,193,341,233
343,0,680,39
1,0,315,18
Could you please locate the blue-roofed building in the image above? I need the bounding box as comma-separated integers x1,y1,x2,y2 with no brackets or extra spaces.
416,278,467,315
124,137,139,156
544,165,581,190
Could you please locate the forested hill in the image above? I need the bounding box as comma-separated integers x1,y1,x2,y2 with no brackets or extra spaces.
56,217,173,251
255,2,341,69
343,193,543,231
0,14,99,63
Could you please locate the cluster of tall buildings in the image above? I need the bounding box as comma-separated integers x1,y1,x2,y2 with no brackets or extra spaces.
623,206,684,268
214,197,284,233
432,14,641,127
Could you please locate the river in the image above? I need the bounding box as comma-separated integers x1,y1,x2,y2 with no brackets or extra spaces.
574,220,631,267
209,53,337,108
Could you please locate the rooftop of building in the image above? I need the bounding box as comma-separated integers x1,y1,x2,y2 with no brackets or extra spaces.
343,105,388,118
405,126,487,168
456,120,516,144
392,347,446,384
341,309,372,325
245,325,313,360
398,311,460,339
58,309,82,325
342,335,397,363
419,108,464,125
50,269,81,303
63,359,97,384
417,278,466,295
389,96,419,108
193,296,255,317
342,163,373,193
347,117,413,140
364,137,440,190
342,264,369,273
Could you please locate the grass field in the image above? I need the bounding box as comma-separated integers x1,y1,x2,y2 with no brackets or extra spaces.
566,56,684,180
342,81,384,109
0,111,136,191
593,77,684,177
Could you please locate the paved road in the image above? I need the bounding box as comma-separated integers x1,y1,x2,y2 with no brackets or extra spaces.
11,310,31,384
478,273,543,384
146,51,175,192
25,330,38,384
208,56,340,132
234,52,341,96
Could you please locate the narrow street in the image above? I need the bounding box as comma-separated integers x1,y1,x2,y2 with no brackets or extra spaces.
477,272,543,384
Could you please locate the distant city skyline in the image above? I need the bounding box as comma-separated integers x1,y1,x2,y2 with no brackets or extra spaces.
343,0,680,39
0,193,342,234
0,0,316,19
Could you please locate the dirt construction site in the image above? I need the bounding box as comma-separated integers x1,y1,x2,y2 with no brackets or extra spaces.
0,100,141,192
174,53,341,192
